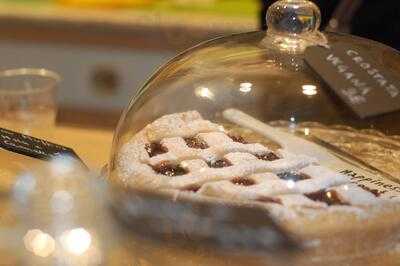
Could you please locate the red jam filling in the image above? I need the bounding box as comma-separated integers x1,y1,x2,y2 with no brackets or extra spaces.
256,152,280,161
305,190,347,205
229,135,248,144
145,142,168,157
357,184,381,197
152,162,188,176
257,197,282,204
184,137,208,149
231,177,256,186
208,159,232,168
183,185,201,193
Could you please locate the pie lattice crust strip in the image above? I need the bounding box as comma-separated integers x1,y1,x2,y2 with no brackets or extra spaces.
117,111,380,217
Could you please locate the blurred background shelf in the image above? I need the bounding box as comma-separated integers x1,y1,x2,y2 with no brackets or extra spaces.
0,0,258,129
0,0,257,35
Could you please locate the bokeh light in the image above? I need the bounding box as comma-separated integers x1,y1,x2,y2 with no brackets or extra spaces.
24,229,55,258
60,228,92,255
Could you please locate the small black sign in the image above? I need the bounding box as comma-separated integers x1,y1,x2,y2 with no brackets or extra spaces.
0,127,86,167
305,43,400,118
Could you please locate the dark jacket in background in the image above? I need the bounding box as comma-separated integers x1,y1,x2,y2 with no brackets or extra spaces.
352,0,400,51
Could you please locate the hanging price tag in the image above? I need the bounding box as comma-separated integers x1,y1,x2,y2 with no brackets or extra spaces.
305,42,400,118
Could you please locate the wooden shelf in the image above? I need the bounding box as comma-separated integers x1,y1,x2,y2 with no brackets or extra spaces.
0,2,257,50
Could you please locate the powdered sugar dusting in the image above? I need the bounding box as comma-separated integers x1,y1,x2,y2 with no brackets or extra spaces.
117,111,382,220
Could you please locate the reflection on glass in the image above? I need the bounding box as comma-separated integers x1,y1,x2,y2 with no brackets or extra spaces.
239,82,252,93
23,229,55,258
289,116,296,130
50,156,77,176
195,87,214,100
326,191,333,199
60,228,92,255
302,84,317,96
51,190,74,214
13,173,36,204
287,180,295,189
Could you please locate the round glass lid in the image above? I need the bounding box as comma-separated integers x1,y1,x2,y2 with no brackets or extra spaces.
108,0,400,264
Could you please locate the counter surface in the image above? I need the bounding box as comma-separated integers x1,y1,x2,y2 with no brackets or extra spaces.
53,126,114,170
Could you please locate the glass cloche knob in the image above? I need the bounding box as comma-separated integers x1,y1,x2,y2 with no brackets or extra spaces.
266,0,324,52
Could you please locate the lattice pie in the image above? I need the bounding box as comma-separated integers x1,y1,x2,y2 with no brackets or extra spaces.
115,111,400,261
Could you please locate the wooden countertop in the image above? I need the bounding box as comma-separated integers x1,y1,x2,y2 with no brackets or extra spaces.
0,126,113,196
52,126,114,170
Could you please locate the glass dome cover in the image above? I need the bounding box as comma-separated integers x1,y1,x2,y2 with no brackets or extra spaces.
108,0,400,264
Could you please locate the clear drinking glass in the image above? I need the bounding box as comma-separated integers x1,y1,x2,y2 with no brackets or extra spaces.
0,68,60,138
0,69,61,217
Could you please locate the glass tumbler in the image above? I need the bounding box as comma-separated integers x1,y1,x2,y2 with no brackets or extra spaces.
0,68,60,138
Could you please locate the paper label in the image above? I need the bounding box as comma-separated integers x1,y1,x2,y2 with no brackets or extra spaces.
339,168,400,199
324,159,400,200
